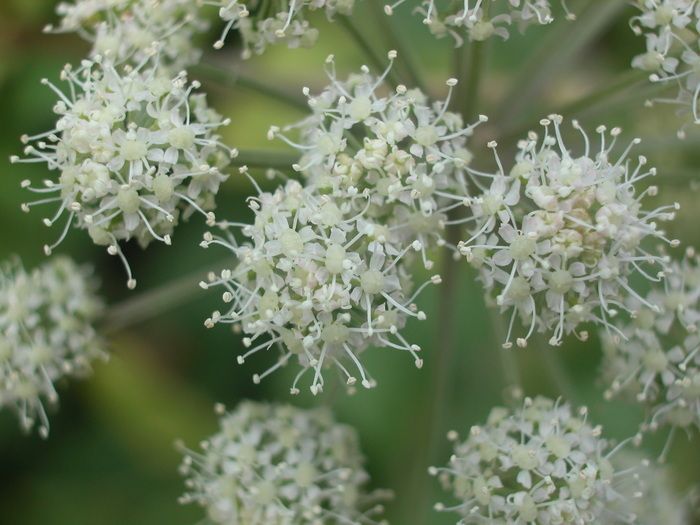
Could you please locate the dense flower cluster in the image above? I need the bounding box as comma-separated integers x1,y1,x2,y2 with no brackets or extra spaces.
179,401,389,524
459,115,677,348
47,0,209,70
206,0,356,57
0,257,106,438
431,396,643,524
201,179,436,394
272,54,487,267
384,0,575,44
13,60,235,288
601,250,700,435
630,0,700,134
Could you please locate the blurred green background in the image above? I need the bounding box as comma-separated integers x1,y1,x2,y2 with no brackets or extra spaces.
0,1,699,523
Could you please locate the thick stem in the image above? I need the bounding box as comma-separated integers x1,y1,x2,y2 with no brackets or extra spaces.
193,62,309,112
405,39,488,525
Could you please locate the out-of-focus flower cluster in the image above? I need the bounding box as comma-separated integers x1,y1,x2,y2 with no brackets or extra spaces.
179,401,390,524
630,0,700,135
201,179,437,394
48,0,209,71
205,0,356,57
601,249,700,437
459,115,677,348
0,257,106,438
13,60,234,288
384,0,574,44
431,396,645,524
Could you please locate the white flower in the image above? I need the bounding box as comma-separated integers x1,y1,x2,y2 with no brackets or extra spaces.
13,59,235,288
384,0,575,45
601,249,700,437
459,115,677,348
205,0,356,57
271,53,487,267
201,179,436,395
0,257,106,438
431,396,644,524
178,401,390,524
47,0,209,70
630,0,700,133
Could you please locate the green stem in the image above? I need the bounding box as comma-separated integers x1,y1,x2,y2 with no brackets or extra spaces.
193,62,309,112
405,38,488,525
232,149,300,170
494,0,627,128
339,16,399,86
499,70,649,141
370,1,428,93
455,41,486,121
540,342,579,402
487,306,523,401
102,261,227,335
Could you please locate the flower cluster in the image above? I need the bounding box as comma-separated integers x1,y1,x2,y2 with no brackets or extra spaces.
179,401,389,524
611,452,691,525
0,257,106,438
48,0,209,71
206,0,356,57
601,250,700,436
431,396,644,524
202,179,436,394
459,115,677,348
271,53,487,267
630,0,700,134
384,0,574,45
13,60,235,288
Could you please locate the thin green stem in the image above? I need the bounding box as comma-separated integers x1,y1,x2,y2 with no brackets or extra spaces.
338,16,399,86
499,70,650,142
232,149,300,170
494,0,627,127
487,306,523,401
539,342,579,402
102,261,227,335
193,62,309,112
370,1,428,93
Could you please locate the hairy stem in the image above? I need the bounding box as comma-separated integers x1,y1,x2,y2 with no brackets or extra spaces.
193,62,309,112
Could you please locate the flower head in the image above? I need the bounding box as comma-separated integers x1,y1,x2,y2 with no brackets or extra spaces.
630,0,700,134
611,451,692,525
601,249,700,437
0,257,106,438
431,396,643,524
201,178,436,394
179,401,390,524
459,115,677,348
384,0,575,45
13,59,235,288
207,0,356,57
272,53,487,266
48,0,208,70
